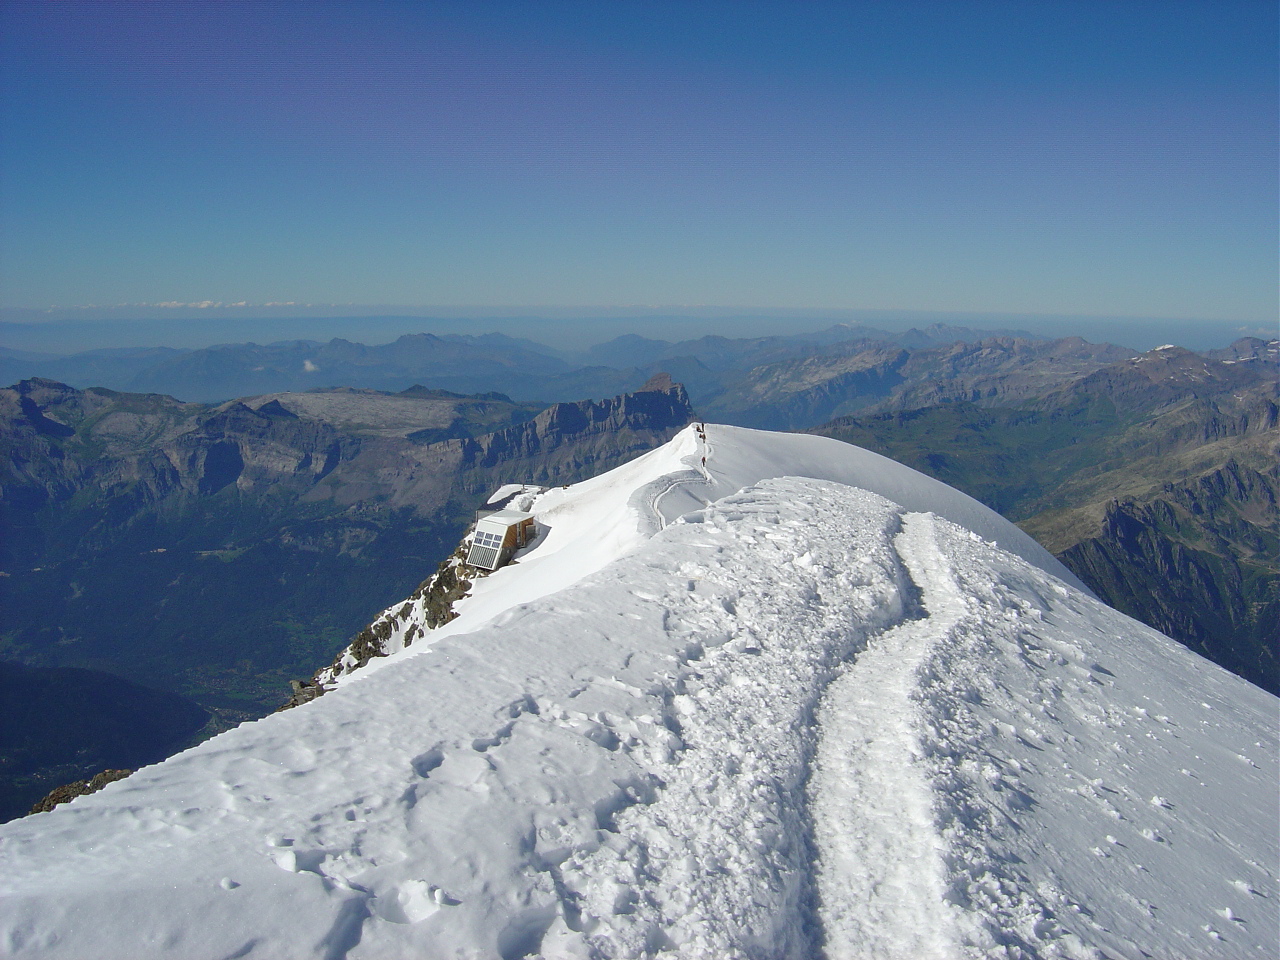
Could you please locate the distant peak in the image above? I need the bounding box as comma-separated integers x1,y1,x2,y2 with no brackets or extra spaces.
639,372,677,392
254,399,298,419
17,376,76,391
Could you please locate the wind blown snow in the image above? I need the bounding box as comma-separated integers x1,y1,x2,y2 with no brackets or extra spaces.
0,426,1274,959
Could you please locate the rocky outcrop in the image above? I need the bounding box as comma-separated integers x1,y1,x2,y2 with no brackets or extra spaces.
29,769,133,815
304,538,485,692
279,679,325,711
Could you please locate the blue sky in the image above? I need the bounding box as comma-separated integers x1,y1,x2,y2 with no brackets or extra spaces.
1,0,1275,331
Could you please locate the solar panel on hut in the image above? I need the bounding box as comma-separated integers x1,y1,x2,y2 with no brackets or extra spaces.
466,509,537,571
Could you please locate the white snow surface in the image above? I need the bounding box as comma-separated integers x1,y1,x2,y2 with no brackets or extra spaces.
487,484,537,506
1,426,1275,959
346,424,1089,671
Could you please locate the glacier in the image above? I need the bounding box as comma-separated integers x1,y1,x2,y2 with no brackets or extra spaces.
0,425,1274,959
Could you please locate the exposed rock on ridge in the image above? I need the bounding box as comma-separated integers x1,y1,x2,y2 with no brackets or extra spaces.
29,769,133,816
306,526,489,691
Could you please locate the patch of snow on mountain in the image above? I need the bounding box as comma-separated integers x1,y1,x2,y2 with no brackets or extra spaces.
0,429,1274,959
486,483,536,505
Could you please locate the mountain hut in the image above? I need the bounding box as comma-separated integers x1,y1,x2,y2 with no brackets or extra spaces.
466,509,537,571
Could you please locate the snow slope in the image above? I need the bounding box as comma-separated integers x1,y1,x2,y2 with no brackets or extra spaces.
0,427,1274,959
319,424,1088,675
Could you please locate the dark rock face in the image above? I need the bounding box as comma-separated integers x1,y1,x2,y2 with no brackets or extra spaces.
456,380,693,477
29,769,133,816
1060,462,1279,694
415,551,475,629
279,679,325,711
639,372,675,392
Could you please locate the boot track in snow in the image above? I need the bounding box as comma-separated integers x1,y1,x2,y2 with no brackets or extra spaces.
811,512,966,959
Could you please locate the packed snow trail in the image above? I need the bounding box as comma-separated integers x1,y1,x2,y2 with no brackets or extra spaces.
811,513,965,959
556,481,910,958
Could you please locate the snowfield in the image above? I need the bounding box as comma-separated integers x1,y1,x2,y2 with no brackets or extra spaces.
0,426,1274,959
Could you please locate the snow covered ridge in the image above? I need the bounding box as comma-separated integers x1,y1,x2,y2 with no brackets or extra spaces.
1,428,1276,959
309,424,1090,690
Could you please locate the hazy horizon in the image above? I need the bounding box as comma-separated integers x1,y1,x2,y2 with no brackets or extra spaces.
1,307,1272,357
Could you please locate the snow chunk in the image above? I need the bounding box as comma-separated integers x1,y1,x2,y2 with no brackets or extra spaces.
485,483,533,505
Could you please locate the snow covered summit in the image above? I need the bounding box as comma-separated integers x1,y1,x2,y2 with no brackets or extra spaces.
1,426,1275,959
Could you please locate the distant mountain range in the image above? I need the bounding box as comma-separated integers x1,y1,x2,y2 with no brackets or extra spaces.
2,324,1143,440
698,335,1135,429
0,322,1046,405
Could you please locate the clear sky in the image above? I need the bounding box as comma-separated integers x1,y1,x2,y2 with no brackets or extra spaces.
1,0,1276,329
